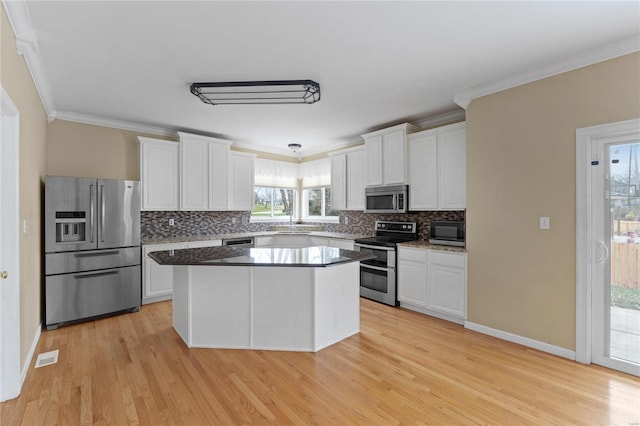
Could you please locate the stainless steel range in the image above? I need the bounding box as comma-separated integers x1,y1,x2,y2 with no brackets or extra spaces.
354,221,418,306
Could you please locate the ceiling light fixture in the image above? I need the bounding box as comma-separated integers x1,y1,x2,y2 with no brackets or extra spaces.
190,80,321,105
288,143,302,153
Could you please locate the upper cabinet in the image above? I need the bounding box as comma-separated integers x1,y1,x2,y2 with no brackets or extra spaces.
228,152,256,211
362,123,419,187
330,146,364,211
138,137,179,211
408,122,466,210
178,132,235,211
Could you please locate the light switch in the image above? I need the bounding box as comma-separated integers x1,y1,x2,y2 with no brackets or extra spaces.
539,217,550,230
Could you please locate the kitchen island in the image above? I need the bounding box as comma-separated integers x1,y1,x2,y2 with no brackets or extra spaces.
148,246,372,352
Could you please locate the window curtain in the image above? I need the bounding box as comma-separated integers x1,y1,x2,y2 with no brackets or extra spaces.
299,158,331,188
254,159,299,188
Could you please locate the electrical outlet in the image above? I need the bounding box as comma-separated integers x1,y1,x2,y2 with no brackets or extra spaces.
169,218,175,226
539,216,550,230
232,217,237,224
344,217,349,225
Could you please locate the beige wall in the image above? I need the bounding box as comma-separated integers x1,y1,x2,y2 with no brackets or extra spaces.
466,52,640,350
1,8,48,367
47,120,172,180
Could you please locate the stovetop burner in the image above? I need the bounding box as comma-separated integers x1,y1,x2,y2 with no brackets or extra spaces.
354,221,418,247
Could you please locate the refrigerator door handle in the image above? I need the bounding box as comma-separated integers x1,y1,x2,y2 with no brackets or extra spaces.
100,184,106,242
89,184,95,243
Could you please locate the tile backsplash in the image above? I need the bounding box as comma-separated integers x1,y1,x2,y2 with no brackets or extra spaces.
141,210,464,241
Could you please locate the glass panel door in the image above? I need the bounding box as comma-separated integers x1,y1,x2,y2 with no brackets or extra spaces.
606,142,640,368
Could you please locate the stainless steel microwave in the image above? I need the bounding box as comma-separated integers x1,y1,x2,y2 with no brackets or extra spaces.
429,221,465,247
364,185,408,214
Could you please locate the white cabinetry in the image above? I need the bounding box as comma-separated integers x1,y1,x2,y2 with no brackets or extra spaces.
179,132,232,211
138,137,179,211
186,240,222,249
330,147,364,211
397,247,428,308
228,152,256,211
142,242,187,304
397,246,467,324
255,236,275,247
362,123,419,187
329,238,354,250
330,154,347,210
408,122,466,210
427,251,466,319
309,236,330,247
274,234,310,248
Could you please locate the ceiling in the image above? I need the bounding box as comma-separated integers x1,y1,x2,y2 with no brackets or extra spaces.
16,1,640,158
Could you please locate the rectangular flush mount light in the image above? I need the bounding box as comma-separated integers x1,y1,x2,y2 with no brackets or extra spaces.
190,80,320,105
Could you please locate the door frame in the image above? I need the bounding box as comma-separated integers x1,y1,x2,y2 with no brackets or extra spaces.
576,118,640,370
0,86,21,401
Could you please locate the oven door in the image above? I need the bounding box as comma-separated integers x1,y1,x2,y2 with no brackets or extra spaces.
359,263,397,306
354,243,398,306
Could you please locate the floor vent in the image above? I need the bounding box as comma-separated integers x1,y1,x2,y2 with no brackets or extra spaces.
34,349,59,368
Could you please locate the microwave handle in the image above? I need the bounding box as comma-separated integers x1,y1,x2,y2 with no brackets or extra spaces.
392,194,397,210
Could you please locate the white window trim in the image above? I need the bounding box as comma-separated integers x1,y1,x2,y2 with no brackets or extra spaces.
251,186,297,221
302,186,338,221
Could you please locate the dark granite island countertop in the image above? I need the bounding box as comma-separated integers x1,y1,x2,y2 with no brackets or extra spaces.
148,246,374,267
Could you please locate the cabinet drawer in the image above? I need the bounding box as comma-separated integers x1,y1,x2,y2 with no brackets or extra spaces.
398,247,427,263
428,251,466,268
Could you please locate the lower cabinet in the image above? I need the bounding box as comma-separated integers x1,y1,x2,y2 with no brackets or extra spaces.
142,240,221,304
142,242,187,304
329,238,354,250
397,246,467,324
255,236,275,247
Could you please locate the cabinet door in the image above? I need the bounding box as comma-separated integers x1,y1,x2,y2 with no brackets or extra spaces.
397,247,428,307
139,138,179,211
275,235,309,248
142,243,187,304
255,236,275,247
331,154,347,210
229,153,255,211
408,134,438,210
364,135,383,186
427,251,466,318
346,149,364,210
438,126,466,210
186,240,222,248
329,239,354,250
309,236,329,247
209,142,229,210
180,138,209,210
382,129,406,185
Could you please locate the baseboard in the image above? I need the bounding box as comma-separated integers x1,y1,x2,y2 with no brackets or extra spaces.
21,323,42,388
464,321,576,361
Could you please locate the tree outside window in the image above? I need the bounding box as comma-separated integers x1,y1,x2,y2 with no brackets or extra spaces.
252,187,295,218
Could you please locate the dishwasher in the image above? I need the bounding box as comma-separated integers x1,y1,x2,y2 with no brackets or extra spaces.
222,237,254,248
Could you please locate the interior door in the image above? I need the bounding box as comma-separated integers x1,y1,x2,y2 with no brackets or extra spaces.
592,137,640,376
0,86,21,401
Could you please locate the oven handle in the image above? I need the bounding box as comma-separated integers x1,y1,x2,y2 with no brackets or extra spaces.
360,263,392,272
354,243,395,252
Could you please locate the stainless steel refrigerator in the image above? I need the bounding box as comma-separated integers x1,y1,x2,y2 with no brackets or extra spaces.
44,176,141,330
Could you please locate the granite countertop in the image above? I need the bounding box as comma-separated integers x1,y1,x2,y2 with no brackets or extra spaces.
142,231,372,245
398,240,467,253
148,246,375,267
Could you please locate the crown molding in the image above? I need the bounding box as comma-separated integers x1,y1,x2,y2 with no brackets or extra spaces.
52,110,176,137
454,35,640,110
412,109,466,129
2,0,56,117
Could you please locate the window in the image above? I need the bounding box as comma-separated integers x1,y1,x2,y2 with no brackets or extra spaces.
252,187,296,218
303,186,338,219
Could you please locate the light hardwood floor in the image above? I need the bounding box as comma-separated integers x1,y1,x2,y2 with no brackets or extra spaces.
2,298,639,425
